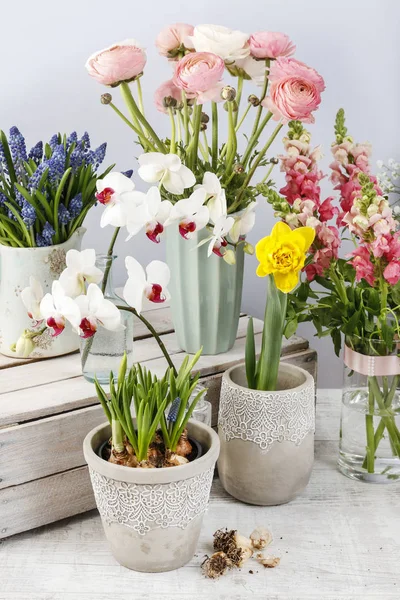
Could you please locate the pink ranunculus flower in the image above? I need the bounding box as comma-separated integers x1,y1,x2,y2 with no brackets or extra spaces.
249,31,296,60
174,52,225,96
155,23,194,59
154,79,184,113
350,246,375,286
384,261,400,285
263,57,325,123
85,40,146,87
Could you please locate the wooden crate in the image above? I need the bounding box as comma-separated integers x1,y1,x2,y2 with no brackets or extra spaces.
0,308,317,539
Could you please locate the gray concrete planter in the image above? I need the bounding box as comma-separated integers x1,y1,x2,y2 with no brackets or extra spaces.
83,420,220,572
218,363,315,506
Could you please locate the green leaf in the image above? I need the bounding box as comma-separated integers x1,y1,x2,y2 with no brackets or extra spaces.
284,318,298,339
53,167,72,243
94,378,112,425
0,131,17,184
245,317,256,389
331,329,342,357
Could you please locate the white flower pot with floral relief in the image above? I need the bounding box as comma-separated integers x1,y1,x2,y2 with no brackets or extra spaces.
0,227,85,359
84,419,220,572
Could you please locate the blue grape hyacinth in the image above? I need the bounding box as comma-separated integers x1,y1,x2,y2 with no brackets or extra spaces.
69,193,83,218
167,397,181,423
58,203,71,225
21,200,36,227
28,141,43,164
9,126,27,165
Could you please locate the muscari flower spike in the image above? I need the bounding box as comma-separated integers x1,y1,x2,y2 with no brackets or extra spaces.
67,131,78,147
28,141,43,164
122,169,134,179
21,200,36,227
47,144,66,185
167,397,181,423
9,126,27,165
29,162,47,192
58,203,71,225
49,134,59,149
69,193,83,218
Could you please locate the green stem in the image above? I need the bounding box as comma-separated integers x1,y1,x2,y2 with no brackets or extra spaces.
202,130,209,162
235,102,252,133
120,82,166,153
225,102,237,174
232,122,283,212
211,102,218,171
242,111,273,168
365,381,375,473
81,227,121,371
168,108,176,154
250,59,270,139
118,305,177,376
108,102,153,147
233,76,243,127
189,104,202,171
136,77,145,115
111,419,125,453
256,275,286,391
182,92,190,146
261,161,277,184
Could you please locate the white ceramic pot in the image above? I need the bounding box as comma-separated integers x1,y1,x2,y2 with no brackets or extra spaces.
218,362,315,506
0,228,85,358
83,419,220,572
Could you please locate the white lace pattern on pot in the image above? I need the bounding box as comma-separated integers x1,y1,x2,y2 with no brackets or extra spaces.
89,466,214,535
218,379,315,451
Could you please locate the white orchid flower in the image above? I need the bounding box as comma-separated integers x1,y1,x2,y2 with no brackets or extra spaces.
58,249,103,298
234,56,266,86
21,276,44,321
199,215,234,257
40,281,81,337
166,188,210,239
96,172,136,228
197,172,227,224
138,153,196,195
186,24,250,61
123,257,170,315
229,201,257,243
75,284,122,339
125,186,172,243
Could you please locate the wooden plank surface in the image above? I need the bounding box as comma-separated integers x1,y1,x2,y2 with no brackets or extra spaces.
1,390,399,599
0,316,309,427
0,405,105,490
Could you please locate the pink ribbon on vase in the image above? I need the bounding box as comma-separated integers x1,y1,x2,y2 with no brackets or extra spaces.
344,345,400,377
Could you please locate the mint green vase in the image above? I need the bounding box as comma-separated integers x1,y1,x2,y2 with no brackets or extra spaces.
165,225,245,355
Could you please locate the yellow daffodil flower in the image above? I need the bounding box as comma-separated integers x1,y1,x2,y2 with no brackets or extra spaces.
255,222,315,293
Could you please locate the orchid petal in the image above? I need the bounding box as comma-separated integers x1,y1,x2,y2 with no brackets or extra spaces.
146,260,170,289
164,154,182,171
178,164,196,188
138,152,166,167
138,164,164,184
162,170,185,195
97,172,135,194
100,201,127,228
125,256,146,284
123,277,144,313
94,298,122,331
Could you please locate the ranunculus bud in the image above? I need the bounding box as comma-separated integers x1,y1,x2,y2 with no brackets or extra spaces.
248,94,260,106
200,123,208,131
163,95,178,109
101,93,112,105
233,163,244,173
221,85,236,101
244,242,255,255
201,112,210,124
270,157,279,164
223,249,236,265
223,100,238,112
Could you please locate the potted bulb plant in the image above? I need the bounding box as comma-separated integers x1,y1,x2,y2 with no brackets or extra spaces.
217,221,316,505
83,351,220,572
0,127,113,358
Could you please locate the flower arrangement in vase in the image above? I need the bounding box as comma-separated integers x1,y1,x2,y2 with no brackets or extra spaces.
85,23,325,354
266,111,400,483
83,350,220,572
0,127,113,358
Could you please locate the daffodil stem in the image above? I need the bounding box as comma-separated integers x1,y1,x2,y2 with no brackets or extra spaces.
256,275,286,391
117,305,177,376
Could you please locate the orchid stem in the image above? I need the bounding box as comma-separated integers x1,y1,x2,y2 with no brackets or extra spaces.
117,305,178,376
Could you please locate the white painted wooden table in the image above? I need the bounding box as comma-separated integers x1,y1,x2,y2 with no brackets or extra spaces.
1,390,399,600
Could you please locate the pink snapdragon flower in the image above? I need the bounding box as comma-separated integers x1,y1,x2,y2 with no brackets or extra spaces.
263,57,325,123
249,31,296,59
85,40,146,86
349,246,375,286
174,52,225,101
155,23,194,59
383,261,400,286
319,197,338,222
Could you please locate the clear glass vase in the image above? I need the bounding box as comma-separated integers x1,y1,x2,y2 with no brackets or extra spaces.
80,254,134,384
338,335,400,483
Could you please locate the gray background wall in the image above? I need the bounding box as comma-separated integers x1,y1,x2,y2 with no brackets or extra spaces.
1,0,398,386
